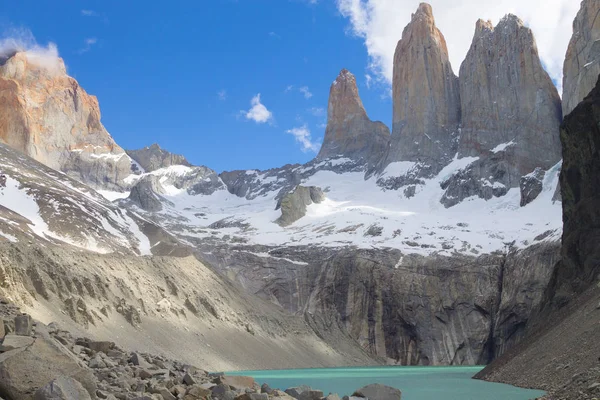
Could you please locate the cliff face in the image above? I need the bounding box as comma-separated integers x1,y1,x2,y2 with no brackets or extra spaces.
458,16,562,174
387,3,461,172
563,0,600,116
317,69,389,165
439,15,562,207
0,51,132,190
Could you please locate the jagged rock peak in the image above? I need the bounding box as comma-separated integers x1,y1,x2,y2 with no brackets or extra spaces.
563,0,600,116
0,51,131,190
458,12,562,177
386,2,461,173
317,69,389,165
127,143,191,173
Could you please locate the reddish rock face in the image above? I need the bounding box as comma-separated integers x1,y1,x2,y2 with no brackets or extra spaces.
317,69,389,165
0,51,132,190
388,3,461,170
563,0,600,116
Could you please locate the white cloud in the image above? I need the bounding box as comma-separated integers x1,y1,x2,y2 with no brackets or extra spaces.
81,9,99,17
309,107,326,117
78,37,97,54
244,94,273,124
0,27,63,76
299,86,313,99
336,0,580,91
218,90,227,101
286,125,320,153
285,85,294,93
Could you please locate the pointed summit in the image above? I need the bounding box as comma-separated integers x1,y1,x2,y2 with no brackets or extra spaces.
317,69,389,164
386,2,461,172
127,144,192,173
563,0,600,116
458,13,562,177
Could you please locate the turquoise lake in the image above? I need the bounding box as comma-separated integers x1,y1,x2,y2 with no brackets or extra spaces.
228,366,545,399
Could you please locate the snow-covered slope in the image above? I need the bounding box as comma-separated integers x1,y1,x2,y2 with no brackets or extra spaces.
0,143,179,255
118,154,562,258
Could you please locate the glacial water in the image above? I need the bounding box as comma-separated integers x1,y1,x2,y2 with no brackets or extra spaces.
228,366,545,399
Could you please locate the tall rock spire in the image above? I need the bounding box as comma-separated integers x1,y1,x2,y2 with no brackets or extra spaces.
387,3,461,171
317,69,390,164
458,14,562,178
563,0,600,116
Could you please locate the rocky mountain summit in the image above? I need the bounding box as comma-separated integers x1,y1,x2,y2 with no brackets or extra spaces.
386,3,461,172
0,51,134,191
127,144,191,173
317,69,389,166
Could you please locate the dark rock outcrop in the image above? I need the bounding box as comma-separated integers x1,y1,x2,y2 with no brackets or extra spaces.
353,384,402,400
276,186,325,227
387,3,461,172
128,175,168,212
520,168,545,207
127,143,191,173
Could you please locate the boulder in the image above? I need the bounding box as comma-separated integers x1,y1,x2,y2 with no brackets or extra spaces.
34,376,92,400
0,327,97,399
15,313,33,336
0,334,35,351
352,383,402,399
298,390,324,400
284,385,311,398
215,375,256,391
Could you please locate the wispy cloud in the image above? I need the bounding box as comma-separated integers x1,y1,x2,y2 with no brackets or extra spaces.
286,125,320,153
81,9,100,17
244,94,273,124
77,37,97,54
299,86,313,99
0,27,63,75
285,85,313,99
268,32,281,39
218,90,227,101
309,107,325,117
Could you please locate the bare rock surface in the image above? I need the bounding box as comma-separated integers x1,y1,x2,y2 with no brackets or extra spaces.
276,186,325,227
563,0,600,116
317,69,389,166
0,51,133,190
387,3,461,172
127,144,191,173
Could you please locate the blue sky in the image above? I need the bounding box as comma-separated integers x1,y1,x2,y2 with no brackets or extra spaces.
0,0,392,172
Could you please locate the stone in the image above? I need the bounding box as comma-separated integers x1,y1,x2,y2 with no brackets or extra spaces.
387,3,461,171
153,387,176,400
186,385,212,398
317,69,390,166
14,313,33,336
182,372,197,385
234,394,268,400
215,375,256,391
276,185,325,226
563,0,600,115
0,327,96,399
86,341,115,354
520,168,546,207
324,395,341,400
298,390,324,400
260,383,273,394
34,376,92,400
0,334,34,351
127,143,192,173
0,318,5,340
0,51,132,190
89,354,107,369
211,383,236,400
352,383,402,400
284,386,311,398
130,352,152,368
